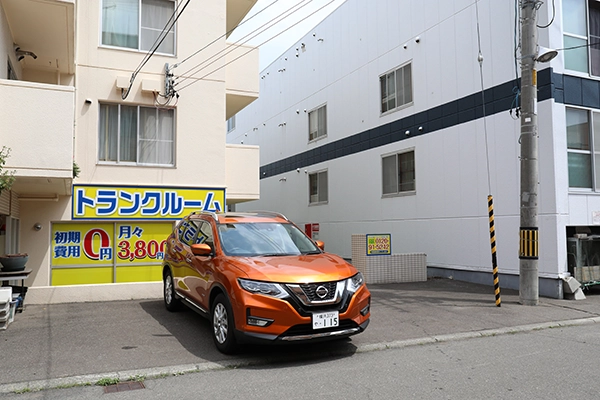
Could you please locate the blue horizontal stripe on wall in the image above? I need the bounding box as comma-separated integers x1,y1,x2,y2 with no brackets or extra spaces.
259,68,591,179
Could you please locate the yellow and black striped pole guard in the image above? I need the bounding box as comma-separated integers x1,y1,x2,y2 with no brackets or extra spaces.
519,227,539,260
488,195,501,307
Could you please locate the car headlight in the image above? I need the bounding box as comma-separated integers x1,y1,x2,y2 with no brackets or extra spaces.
238,278,288,299
346,272,364,293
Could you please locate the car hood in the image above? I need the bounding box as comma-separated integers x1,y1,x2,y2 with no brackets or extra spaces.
226,253,358,283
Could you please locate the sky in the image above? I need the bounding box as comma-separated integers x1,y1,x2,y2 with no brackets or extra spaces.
228,0,346,71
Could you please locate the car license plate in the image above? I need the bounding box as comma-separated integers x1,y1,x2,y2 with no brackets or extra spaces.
312,311,339,329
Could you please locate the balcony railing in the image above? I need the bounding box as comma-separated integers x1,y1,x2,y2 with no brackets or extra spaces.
226,144,259,203
225,42,259,120
0,79,75,197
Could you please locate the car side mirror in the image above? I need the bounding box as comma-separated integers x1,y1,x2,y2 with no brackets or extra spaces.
315,240,325,251
191,243,213,256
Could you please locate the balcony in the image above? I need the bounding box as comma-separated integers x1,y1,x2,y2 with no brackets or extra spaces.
225,42,259,120
227,0,257,38
0,80,75,197
226,144,259,203
1,0,75,77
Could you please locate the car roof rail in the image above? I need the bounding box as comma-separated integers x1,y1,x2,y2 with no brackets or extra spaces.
190,211,219,222
245,210,289,221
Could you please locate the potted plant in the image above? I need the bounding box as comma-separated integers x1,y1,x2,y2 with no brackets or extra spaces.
0,253,28,272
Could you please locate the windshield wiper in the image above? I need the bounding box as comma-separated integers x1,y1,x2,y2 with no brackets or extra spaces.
302,250,322,255
258,253,297,257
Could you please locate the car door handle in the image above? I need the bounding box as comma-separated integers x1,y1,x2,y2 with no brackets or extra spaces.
186,256,193,263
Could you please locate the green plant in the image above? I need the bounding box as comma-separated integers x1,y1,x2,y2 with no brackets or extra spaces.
96,377,120,386
129,374,146,382
73,161,80,179
0,146,16,192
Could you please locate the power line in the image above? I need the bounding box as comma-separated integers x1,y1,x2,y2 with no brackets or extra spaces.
170,0,281,71
175,0,335,94
537,0,555,29
174,0,315,88
122,0,191,99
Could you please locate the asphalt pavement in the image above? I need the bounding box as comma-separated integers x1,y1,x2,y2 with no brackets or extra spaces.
1,278,600,394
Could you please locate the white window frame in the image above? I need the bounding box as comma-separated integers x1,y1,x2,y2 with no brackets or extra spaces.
562,0,600,76
227,116,236,133
566,106,600,191
308,169,328,205
308,104,327,142
100,0,176,55
98,103,175,166
380,62,413,114
382,149,416,197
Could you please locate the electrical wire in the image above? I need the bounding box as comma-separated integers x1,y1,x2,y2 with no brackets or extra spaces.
511,0,521,120
174,0,316,88
475,0,492,196
170,0,281,71
174,0,312,86
175,0,335,93
537,0,555,28
557,41,600,51
122,0,191,100
154,91,179,108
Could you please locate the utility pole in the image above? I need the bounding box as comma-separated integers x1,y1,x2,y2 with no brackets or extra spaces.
519,0,539,305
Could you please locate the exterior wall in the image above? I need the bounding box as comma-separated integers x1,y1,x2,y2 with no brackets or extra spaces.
75,1,228,188
20,198,71,287
229,0,575,297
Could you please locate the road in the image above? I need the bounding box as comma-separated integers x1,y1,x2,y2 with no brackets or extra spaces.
4,323,599,399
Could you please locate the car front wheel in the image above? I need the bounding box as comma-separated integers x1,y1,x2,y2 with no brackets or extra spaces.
163,269,181,311
211,293,237,354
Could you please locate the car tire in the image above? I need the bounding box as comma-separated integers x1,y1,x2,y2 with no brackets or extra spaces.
163,269,181,312
211,293,238,354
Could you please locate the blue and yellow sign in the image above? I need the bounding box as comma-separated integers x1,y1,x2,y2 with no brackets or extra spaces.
72,185,225,220
366,234,392,256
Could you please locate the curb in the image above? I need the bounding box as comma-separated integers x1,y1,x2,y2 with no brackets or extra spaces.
2,316,599,394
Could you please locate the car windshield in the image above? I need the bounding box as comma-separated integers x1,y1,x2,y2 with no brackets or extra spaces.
218,222,321,257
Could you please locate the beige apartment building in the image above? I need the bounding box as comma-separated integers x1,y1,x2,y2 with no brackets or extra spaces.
0,0,259,302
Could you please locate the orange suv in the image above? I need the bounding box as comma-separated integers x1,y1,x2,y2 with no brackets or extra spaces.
162,211,371,353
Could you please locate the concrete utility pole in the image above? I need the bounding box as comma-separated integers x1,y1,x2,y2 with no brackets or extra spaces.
519,0,540,305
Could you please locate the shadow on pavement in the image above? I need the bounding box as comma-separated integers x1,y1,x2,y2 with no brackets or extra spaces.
139,299,358,367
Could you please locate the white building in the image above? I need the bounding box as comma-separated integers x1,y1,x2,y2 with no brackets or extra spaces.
229,0,600,298
1,0,260,302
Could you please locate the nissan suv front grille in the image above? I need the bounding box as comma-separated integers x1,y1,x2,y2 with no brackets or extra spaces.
285,280,345,306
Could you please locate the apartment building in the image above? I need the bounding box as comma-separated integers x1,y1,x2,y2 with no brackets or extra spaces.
0,0,260,301
229,0,600,298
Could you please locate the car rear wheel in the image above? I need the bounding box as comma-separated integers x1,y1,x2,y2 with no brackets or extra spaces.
211,293,237,354
163,269,181,311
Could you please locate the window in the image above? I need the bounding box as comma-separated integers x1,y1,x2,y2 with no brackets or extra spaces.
227,116,236,132
563,0,600,75
99,103,174,166
309,170,328,204
382,150,415,195
380,63,412,114
566,107,600,189
102,0,175,54
309,105,327,141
